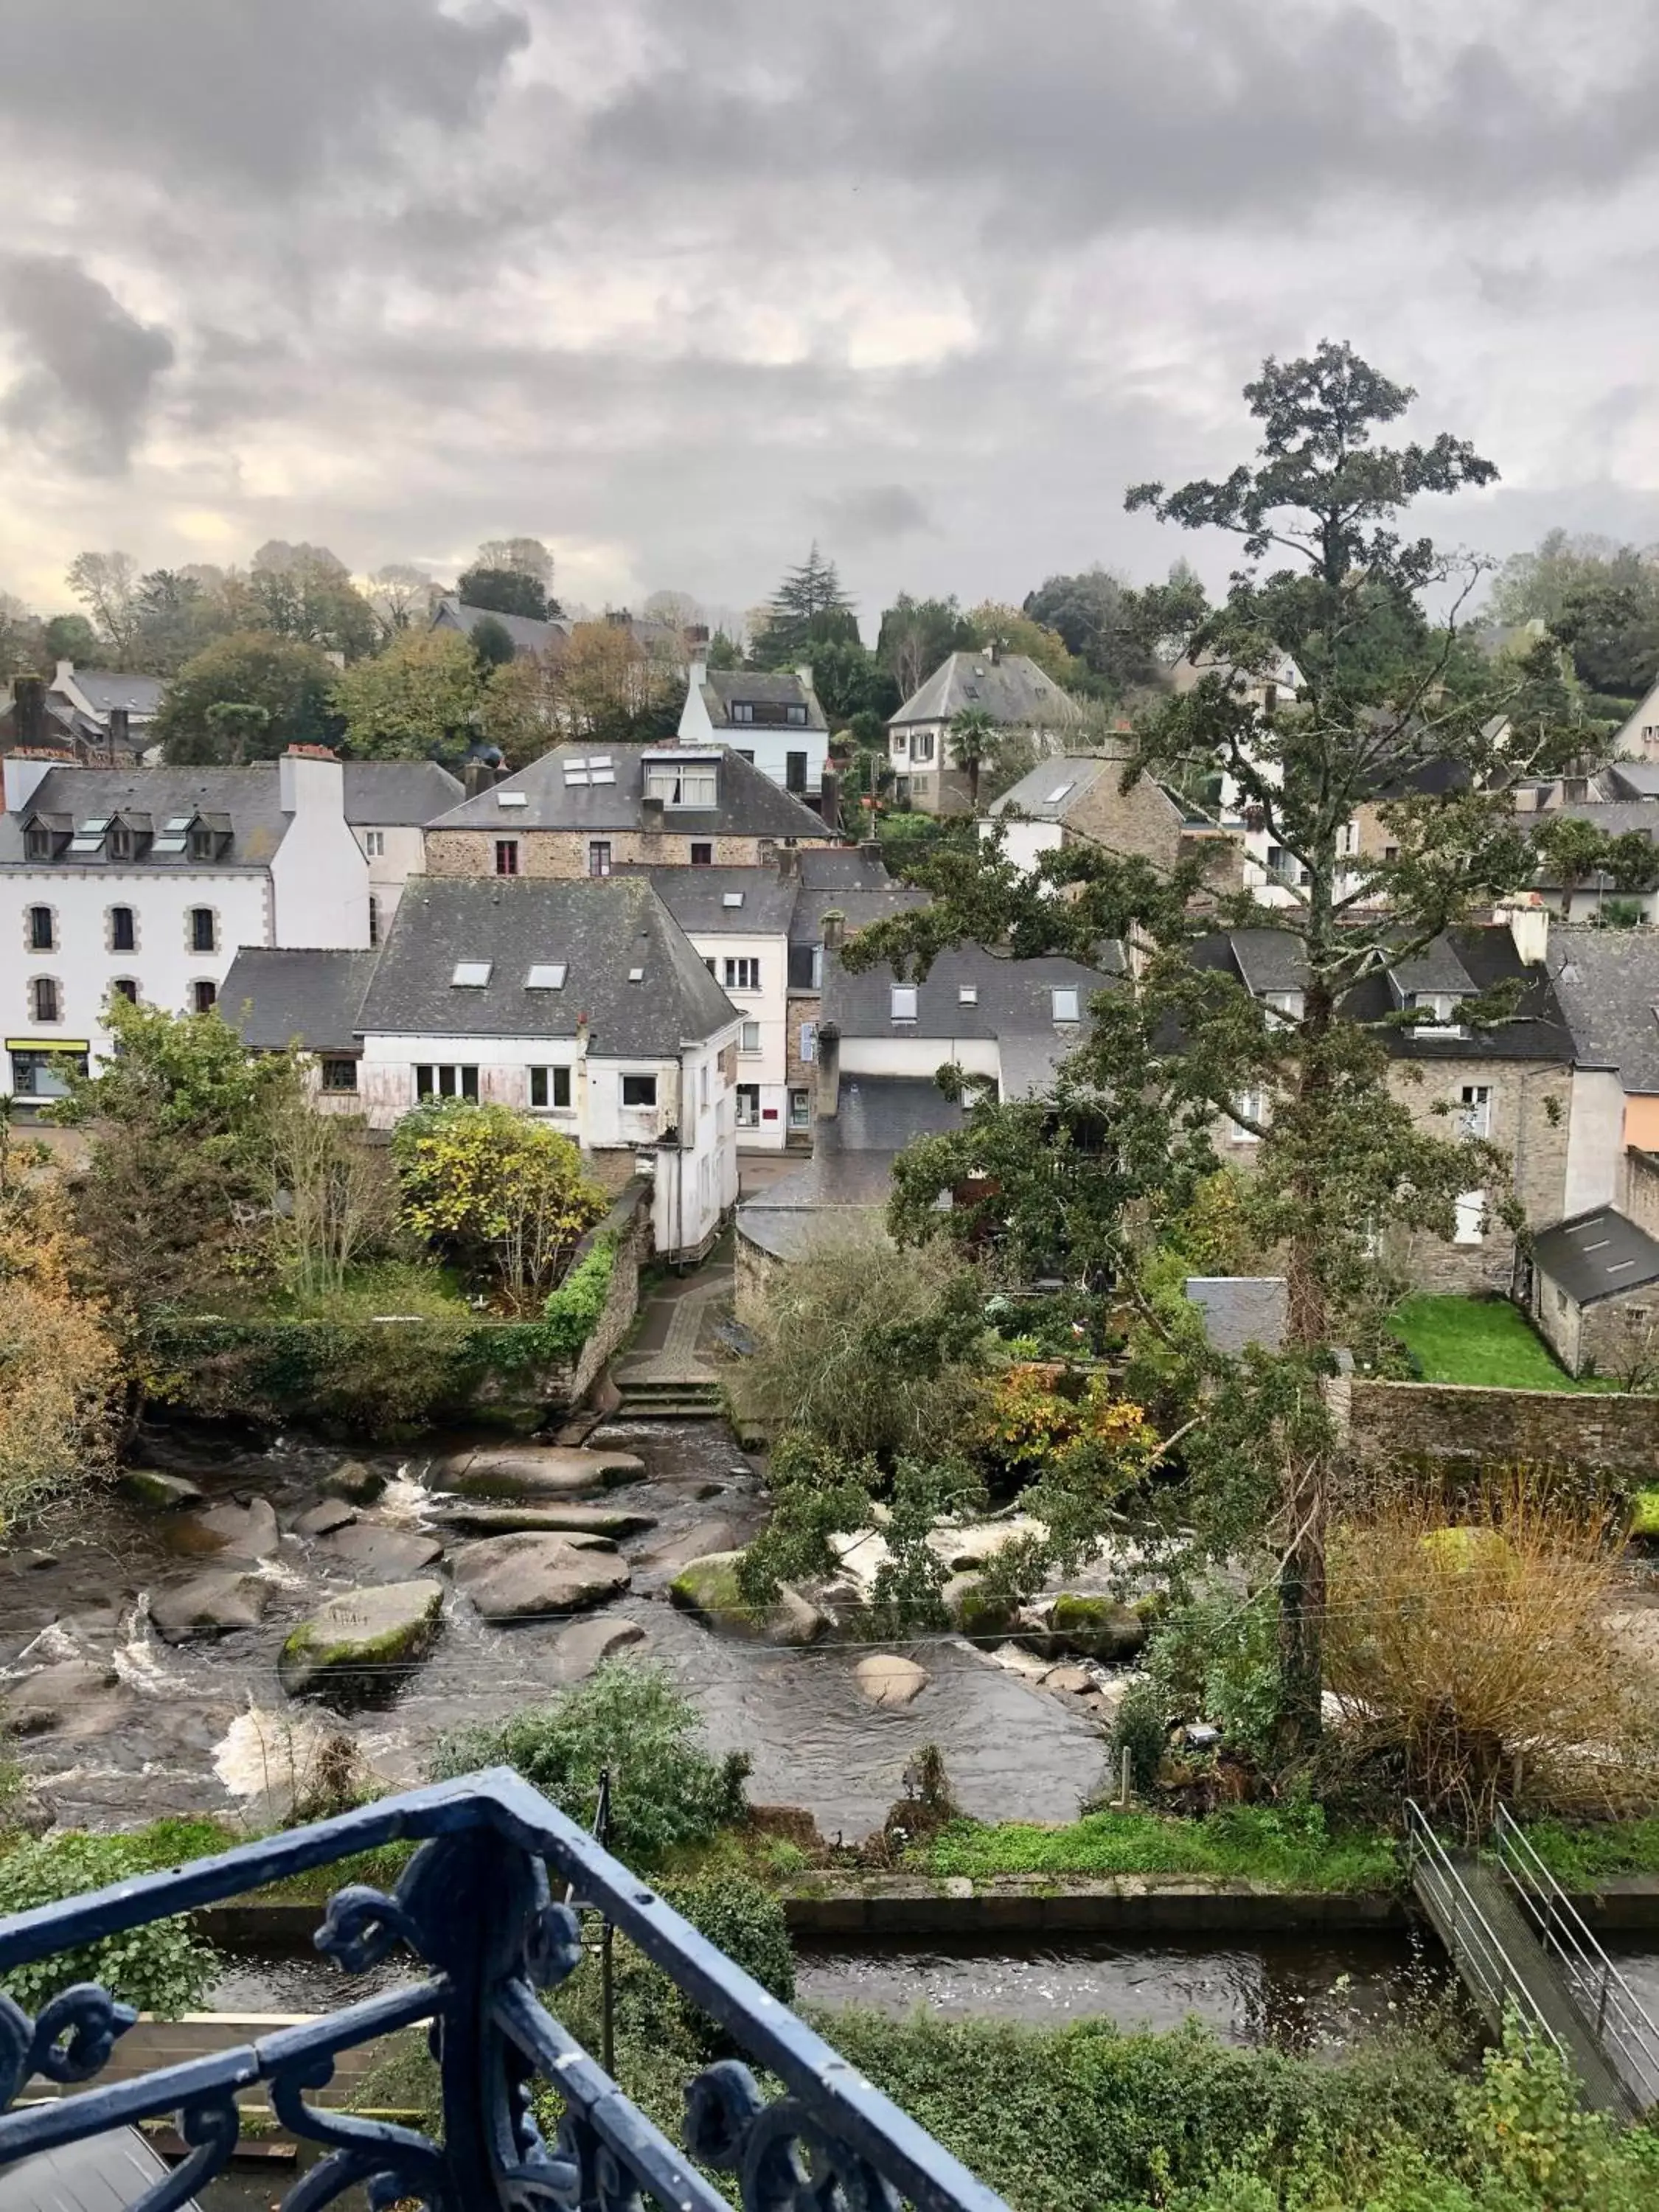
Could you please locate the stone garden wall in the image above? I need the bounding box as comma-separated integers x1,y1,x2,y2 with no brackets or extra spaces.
1349,1379,1659,1478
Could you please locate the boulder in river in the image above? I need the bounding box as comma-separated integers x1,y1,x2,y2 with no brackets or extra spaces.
669,1551,827,1646
854,1654,929,1709
294,1499,357,1540
197,1496,280,1562
441,1446,645,1500
318,1523,444,1579
942,1573,1017,1644
117,1470,204,1511
4,1659,131,1739
279,1579,445,1703
452,1534,631,1623
635,1518,740,1573
437,1501,655,1542
1043,1593,1150,1663
150,1571,271,1644
553,1617,647,1682
324,1460,386,1505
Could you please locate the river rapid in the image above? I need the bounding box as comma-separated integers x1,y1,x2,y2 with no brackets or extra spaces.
0,1416,1106,1837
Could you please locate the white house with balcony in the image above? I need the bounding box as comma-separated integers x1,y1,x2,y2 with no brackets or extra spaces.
0,748,371,1108
225,874,742,1262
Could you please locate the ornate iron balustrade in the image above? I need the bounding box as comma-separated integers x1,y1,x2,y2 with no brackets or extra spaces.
0,1768,1009,2212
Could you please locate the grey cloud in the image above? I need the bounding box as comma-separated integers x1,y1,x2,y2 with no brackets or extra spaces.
0,255,174,473
814,484,933,543
0,0,529,191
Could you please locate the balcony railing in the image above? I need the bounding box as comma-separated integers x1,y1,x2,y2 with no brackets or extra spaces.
0,1768,1009,2212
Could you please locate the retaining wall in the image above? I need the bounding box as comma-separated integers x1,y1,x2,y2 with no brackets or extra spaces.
1349,1379,1659,1477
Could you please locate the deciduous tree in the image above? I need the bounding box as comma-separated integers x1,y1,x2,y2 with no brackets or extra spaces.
155,632,338,763
391,1100,605,1309
66,550,140,659
332,627,482,759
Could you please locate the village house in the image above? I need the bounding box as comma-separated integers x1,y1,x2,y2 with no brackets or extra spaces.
1546,928,1659,1218
887,647,1082,814
1199,908,1573,1297
223,874,742,1263
1529,1208,1659,1378
0,664,164,767
421,740,838,880
985,751,1245,894
677,658,830,799
1,747,372,1106
783,844,931,1144
343,759,462,941
431,597,568,660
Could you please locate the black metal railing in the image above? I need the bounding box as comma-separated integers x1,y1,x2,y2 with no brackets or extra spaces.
0,1767,1010,2212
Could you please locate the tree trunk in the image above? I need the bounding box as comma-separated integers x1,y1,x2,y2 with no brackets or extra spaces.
1277,978,1334,1761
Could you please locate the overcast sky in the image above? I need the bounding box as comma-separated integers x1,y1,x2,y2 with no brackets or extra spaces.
2,0,1658,633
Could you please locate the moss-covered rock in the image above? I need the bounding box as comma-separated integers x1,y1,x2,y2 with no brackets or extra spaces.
279,1578,445,1705
1630,1487,1659,1540
669,1551,824,1646
117,1469,204,1510
324,1459,386,1505
1047,1593,1150,1663
942,1573,1017,1644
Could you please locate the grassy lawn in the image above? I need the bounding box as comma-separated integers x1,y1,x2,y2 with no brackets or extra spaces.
1391,1293,1616,1391
920,1808,1401,1892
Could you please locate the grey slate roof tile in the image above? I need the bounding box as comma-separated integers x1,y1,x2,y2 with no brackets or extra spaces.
1548,931,1659,1092
426,741,831,842
220,948,380,1052
890,652,1082,729
1532,1208,1659,1306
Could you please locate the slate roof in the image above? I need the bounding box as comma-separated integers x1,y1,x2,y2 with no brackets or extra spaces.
823,1071,970,1151
1604,762,1659,801
220,948,380,1053
796,845,901,891
432,596,566,657
989,755,1118,821
1228,929,1308,995
344,760,464,825
1386,939,1475,998
60,668,165,719
426,742,832,842
889,651,1082,729
357,876,737,1055
735,1147,902,1261
1548,931,1659,1092
0,765,290,868
788,880,930,947
700,669,827,731
638,865,800,934
0,2128,199,2212
1185,1276,1289,1354
1532,1208,1659,1307
1531,799,1659,851
822,943,1116,1041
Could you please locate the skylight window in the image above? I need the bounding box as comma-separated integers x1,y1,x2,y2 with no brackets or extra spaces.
163,815,194,832
891,985,918,1020
152,836,187,852
628,967,644,982
589,757,612,770
591,769,616,785
1051,987,1080,1022
69,835,102,852
722,891,745,908
526,963,567,990
79,817,111,834
959,984,978,1005
564,768,589,786
1045,783,1074,804
451,961,493,987
496,790,528,808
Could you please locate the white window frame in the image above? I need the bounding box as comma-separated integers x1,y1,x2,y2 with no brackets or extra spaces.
1051,987,1080,1023
1453,1189,1486,1245
891,984,918,1021
1230,1090,1266,1143
724,957,760,992
1457,1084,1492,1141
739,1020,762,1055
363,829,386,858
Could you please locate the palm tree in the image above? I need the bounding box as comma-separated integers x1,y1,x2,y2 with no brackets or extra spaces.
947,706,998,811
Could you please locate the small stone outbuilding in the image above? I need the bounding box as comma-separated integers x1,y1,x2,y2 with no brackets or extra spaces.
1530,1208,1659,1377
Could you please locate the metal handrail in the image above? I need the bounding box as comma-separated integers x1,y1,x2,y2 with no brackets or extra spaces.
1402,1801,1565,2058
1493,1807,1659,2109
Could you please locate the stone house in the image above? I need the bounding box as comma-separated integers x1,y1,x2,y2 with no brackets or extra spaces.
422,741,837,880
783,846,929,1142
431,597,568,661
1530,1208,1659,1377
984,751,1244,895
1547,928,1659,1216
887,648,1082,815
1200,914,1574,1297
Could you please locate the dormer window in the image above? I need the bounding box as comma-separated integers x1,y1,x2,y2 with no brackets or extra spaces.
189,827,214,861
1409,992,1464,1032
108,823,133,860
1264,988,1304,1024
644,761,718,807
24,824,51,861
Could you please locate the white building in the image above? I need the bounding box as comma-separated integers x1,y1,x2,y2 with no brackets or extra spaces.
1,748,372,1106
342,759,464,941
644,865,799,1150
677,661,829,798
225,874,742,1263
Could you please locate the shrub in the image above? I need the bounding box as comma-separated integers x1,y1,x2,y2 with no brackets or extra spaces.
0,1832,220,2015
1324,1474,1657,1832
970,1363,1151,1472
540,1234,615,1357
1110,1678,1170,1795
428,1660,748,1868
1146,1593,1282,1773
392,1099,606,1310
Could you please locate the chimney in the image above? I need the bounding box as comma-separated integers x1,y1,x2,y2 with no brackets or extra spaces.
606,608,631,629
687,624,709,650
55,658,74,690
985,641,999,666
796,662,813,692
279,743,345,818
13,675,44,751
107,706,130,755
773,844,799,881
819,766,841,835
464,759,492,799
1500,893,1550,967
689,657,708,691
641,793,665,832
815,1021,841,1121
821,908,846,952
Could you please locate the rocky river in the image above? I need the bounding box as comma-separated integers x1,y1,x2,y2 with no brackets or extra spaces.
0,1416,1108,1838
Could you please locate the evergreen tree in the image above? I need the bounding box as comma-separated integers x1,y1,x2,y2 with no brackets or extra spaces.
846,341,1579,1756
754,544,856,664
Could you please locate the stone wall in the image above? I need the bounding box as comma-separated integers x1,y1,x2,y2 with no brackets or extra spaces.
1628,1149,1659,1239
565,1180,652,1405
1349,1377,1659,1476
424,829,832,877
